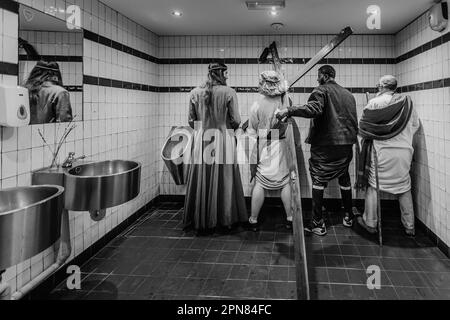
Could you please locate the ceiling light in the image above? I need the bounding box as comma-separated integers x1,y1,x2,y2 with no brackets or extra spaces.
269,10,278,16
271,22,284,30
172,10,182,17
246,1,285,10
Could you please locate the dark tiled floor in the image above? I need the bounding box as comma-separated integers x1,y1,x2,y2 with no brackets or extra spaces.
306,207,450,300
45,202,297,300
43,202,450,300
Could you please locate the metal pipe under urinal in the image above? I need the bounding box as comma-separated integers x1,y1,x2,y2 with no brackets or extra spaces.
0,270,10,299
9,209,71,300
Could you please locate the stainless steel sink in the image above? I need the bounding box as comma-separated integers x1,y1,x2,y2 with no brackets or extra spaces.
0,185,64,270
32,160,141,216
64,160,141,211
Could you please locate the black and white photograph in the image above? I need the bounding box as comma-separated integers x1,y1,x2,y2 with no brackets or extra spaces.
0,0,449,311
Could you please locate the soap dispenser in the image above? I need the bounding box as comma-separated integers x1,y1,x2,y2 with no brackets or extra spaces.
0,84,30,127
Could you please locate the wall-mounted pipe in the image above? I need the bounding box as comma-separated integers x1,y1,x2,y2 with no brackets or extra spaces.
9,209,72,300
0,270,10,299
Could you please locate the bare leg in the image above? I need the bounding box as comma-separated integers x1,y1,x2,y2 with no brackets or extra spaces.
398,190,415,233
250,182,265,223
280,183,292,221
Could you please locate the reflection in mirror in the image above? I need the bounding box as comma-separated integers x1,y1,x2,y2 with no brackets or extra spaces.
18,5,83,125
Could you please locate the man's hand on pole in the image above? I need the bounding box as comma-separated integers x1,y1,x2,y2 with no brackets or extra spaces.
275,108,289,121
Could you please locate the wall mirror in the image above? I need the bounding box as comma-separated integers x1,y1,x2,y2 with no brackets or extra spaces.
18,4,83,125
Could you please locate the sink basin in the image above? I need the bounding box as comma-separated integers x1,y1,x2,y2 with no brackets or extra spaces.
0,185,64,270
64,160,141,211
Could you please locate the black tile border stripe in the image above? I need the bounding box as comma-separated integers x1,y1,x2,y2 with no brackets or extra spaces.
82,76,382,94
0,62,18,76
83,30,159,64
398,78,450,93
64,85,83,92
416,219,450,258
396,31,450,64
0,0,19,14
84,30,398,66
83,75,159,92
19,55,83,62
84,29,449,67
83,73,450,94
158,57,397,65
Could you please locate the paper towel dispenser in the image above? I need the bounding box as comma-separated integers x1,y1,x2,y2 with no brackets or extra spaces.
0,85,30,127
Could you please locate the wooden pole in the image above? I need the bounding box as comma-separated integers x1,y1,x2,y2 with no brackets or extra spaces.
373,147,383,246
285,123,310,300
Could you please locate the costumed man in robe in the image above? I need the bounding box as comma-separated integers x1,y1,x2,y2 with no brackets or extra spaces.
276,65,358,236
355,75,419,237
184,62,248,235
245,70,293,232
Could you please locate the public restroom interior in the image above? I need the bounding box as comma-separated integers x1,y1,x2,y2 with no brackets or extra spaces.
0,0,449,301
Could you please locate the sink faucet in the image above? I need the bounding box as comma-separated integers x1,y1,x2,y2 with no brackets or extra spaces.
62,152,86,168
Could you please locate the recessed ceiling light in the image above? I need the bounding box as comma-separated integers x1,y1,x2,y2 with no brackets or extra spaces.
172,10,182,17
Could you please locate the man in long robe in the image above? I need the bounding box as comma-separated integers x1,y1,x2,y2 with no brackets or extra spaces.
276,65,358,236
356,75,419,236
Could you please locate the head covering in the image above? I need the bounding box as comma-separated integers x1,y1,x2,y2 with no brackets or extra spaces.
258,70,287,97
208,62,227,72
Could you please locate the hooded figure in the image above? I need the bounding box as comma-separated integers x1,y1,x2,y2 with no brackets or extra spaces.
245,70,293,231
24,61,73,124
183,62,248,234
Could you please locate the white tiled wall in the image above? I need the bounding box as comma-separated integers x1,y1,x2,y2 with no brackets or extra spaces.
0,0,449,297
157,34,396,199
396,13,450,247
1,0,159,295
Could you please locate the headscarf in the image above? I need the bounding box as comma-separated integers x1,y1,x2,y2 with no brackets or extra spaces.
258,70,287,97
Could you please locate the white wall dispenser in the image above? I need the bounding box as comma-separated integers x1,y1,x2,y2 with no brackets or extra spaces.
0,84,30,127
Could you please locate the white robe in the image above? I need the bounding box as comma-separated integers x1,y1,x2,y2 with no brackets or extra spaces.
364,92,420,194
248,94,290,190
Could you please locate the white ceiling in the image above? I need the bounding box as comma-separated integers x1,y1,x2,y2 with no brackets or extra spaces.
101,0,435,35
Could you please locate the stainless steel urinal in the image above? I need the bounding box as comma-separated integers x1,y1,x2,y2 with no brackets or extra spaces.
161,126,193,185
